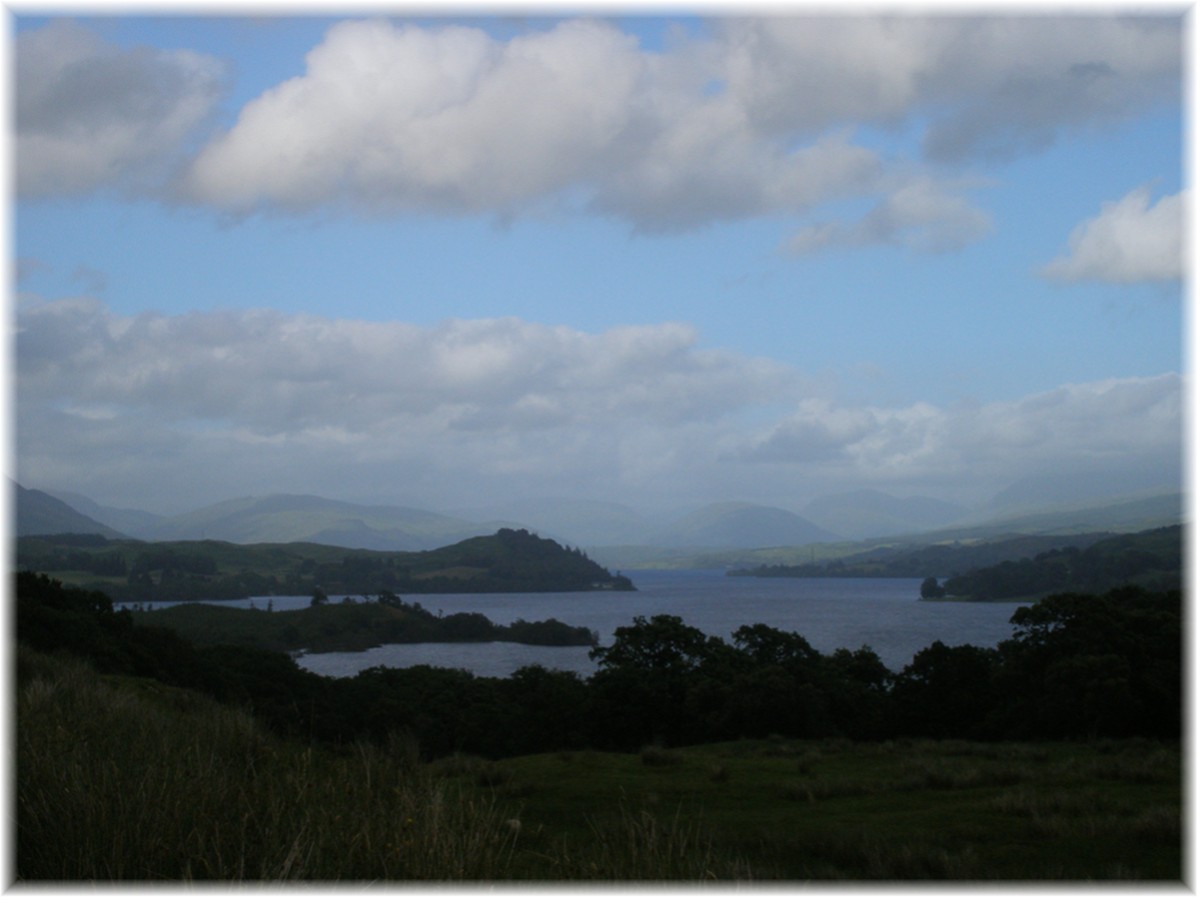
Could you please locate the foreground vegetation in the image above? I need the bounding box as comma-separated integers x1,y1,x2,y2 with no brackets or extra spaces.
15,570,1183,881
18,647,1180,881
15,526,635,602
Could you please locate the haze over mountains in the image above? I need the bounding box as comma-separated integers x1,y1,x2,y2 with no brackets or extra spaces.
16,475,1183,564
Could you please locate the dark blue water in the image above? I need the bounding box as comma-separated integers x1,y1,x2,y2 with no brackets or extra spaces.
127,569,1029,679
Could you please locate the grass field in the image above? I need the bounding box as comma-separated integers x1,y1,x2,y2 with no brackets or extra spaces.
447,737,1182,880
17,646,1183,883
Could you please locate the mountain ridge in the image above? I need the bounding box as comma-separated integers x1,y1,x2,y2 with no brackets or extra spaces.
801,488,968,539
17,483,1185,564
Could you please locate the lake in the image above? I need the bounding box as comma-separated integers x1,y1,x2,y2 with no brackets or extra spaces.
127,569,1031,679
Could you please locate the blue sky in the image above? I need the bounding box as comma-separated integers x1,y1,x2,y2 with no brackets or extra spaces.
12,9,1186,516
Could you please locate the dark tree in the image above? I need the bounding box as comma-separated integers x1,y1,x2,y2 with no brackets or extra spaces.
888,641,1001,739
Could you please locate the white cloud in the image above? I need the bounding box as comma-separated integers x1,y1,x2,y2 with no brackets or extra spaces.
1041,186,1185,283
15,298,797,507
175,15,1177,241
182,18,646,215
15,298,1182,513
21,298,791,431
16,20,226,197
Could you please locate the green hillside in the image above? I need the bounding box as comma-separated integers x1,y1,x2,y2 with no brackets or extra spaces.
15,528,634,602
730,524,1183,600
932,525,1183,601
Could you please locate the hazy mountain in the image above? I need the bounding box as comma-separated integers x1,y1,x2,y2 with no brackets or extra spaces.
648,502,839,549
940,491,1184,540
984,466,1181,517
802,489,967,539
611,490,1186,571
452,497,659,548
142,494,505,551
15,483,125,538
47,490,165,538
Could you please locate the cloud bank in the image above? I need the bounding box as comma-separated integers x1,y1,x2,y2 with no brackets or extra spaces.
16,299,1181,513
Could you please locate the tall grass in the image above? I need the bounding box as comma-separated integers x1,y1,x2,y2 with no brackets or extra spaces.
16,648,742,882
536,803,750,880
17,648,520,881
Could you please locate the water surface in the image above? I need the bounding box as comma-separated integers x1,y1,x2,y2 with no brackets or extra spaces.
131,569,1028,678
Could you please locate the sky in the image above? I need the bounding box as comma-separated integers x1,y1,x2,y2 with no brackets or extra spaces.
9,5,1188,518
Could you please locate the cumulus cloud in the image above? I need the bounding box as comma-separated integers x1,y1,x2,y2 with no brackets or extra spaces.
1041,186,1185,283
182,19,646,215
171,15,1177,243
16,20,226,197
16,298,1182,512
13,15,1179,253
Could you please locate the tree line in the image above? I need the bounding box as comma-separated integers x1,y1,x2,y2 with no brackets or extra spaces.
130,592,599,654
15,571,1180,761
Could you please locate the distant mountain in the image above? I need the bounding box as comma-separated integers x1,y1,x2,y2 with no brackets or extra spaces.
648,502,839,549
15,483,125,539
984,467,1181,518
452,497,659,548
802,489,967,539
47,490,164,538
935,491,1184,541
142,494,506,551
